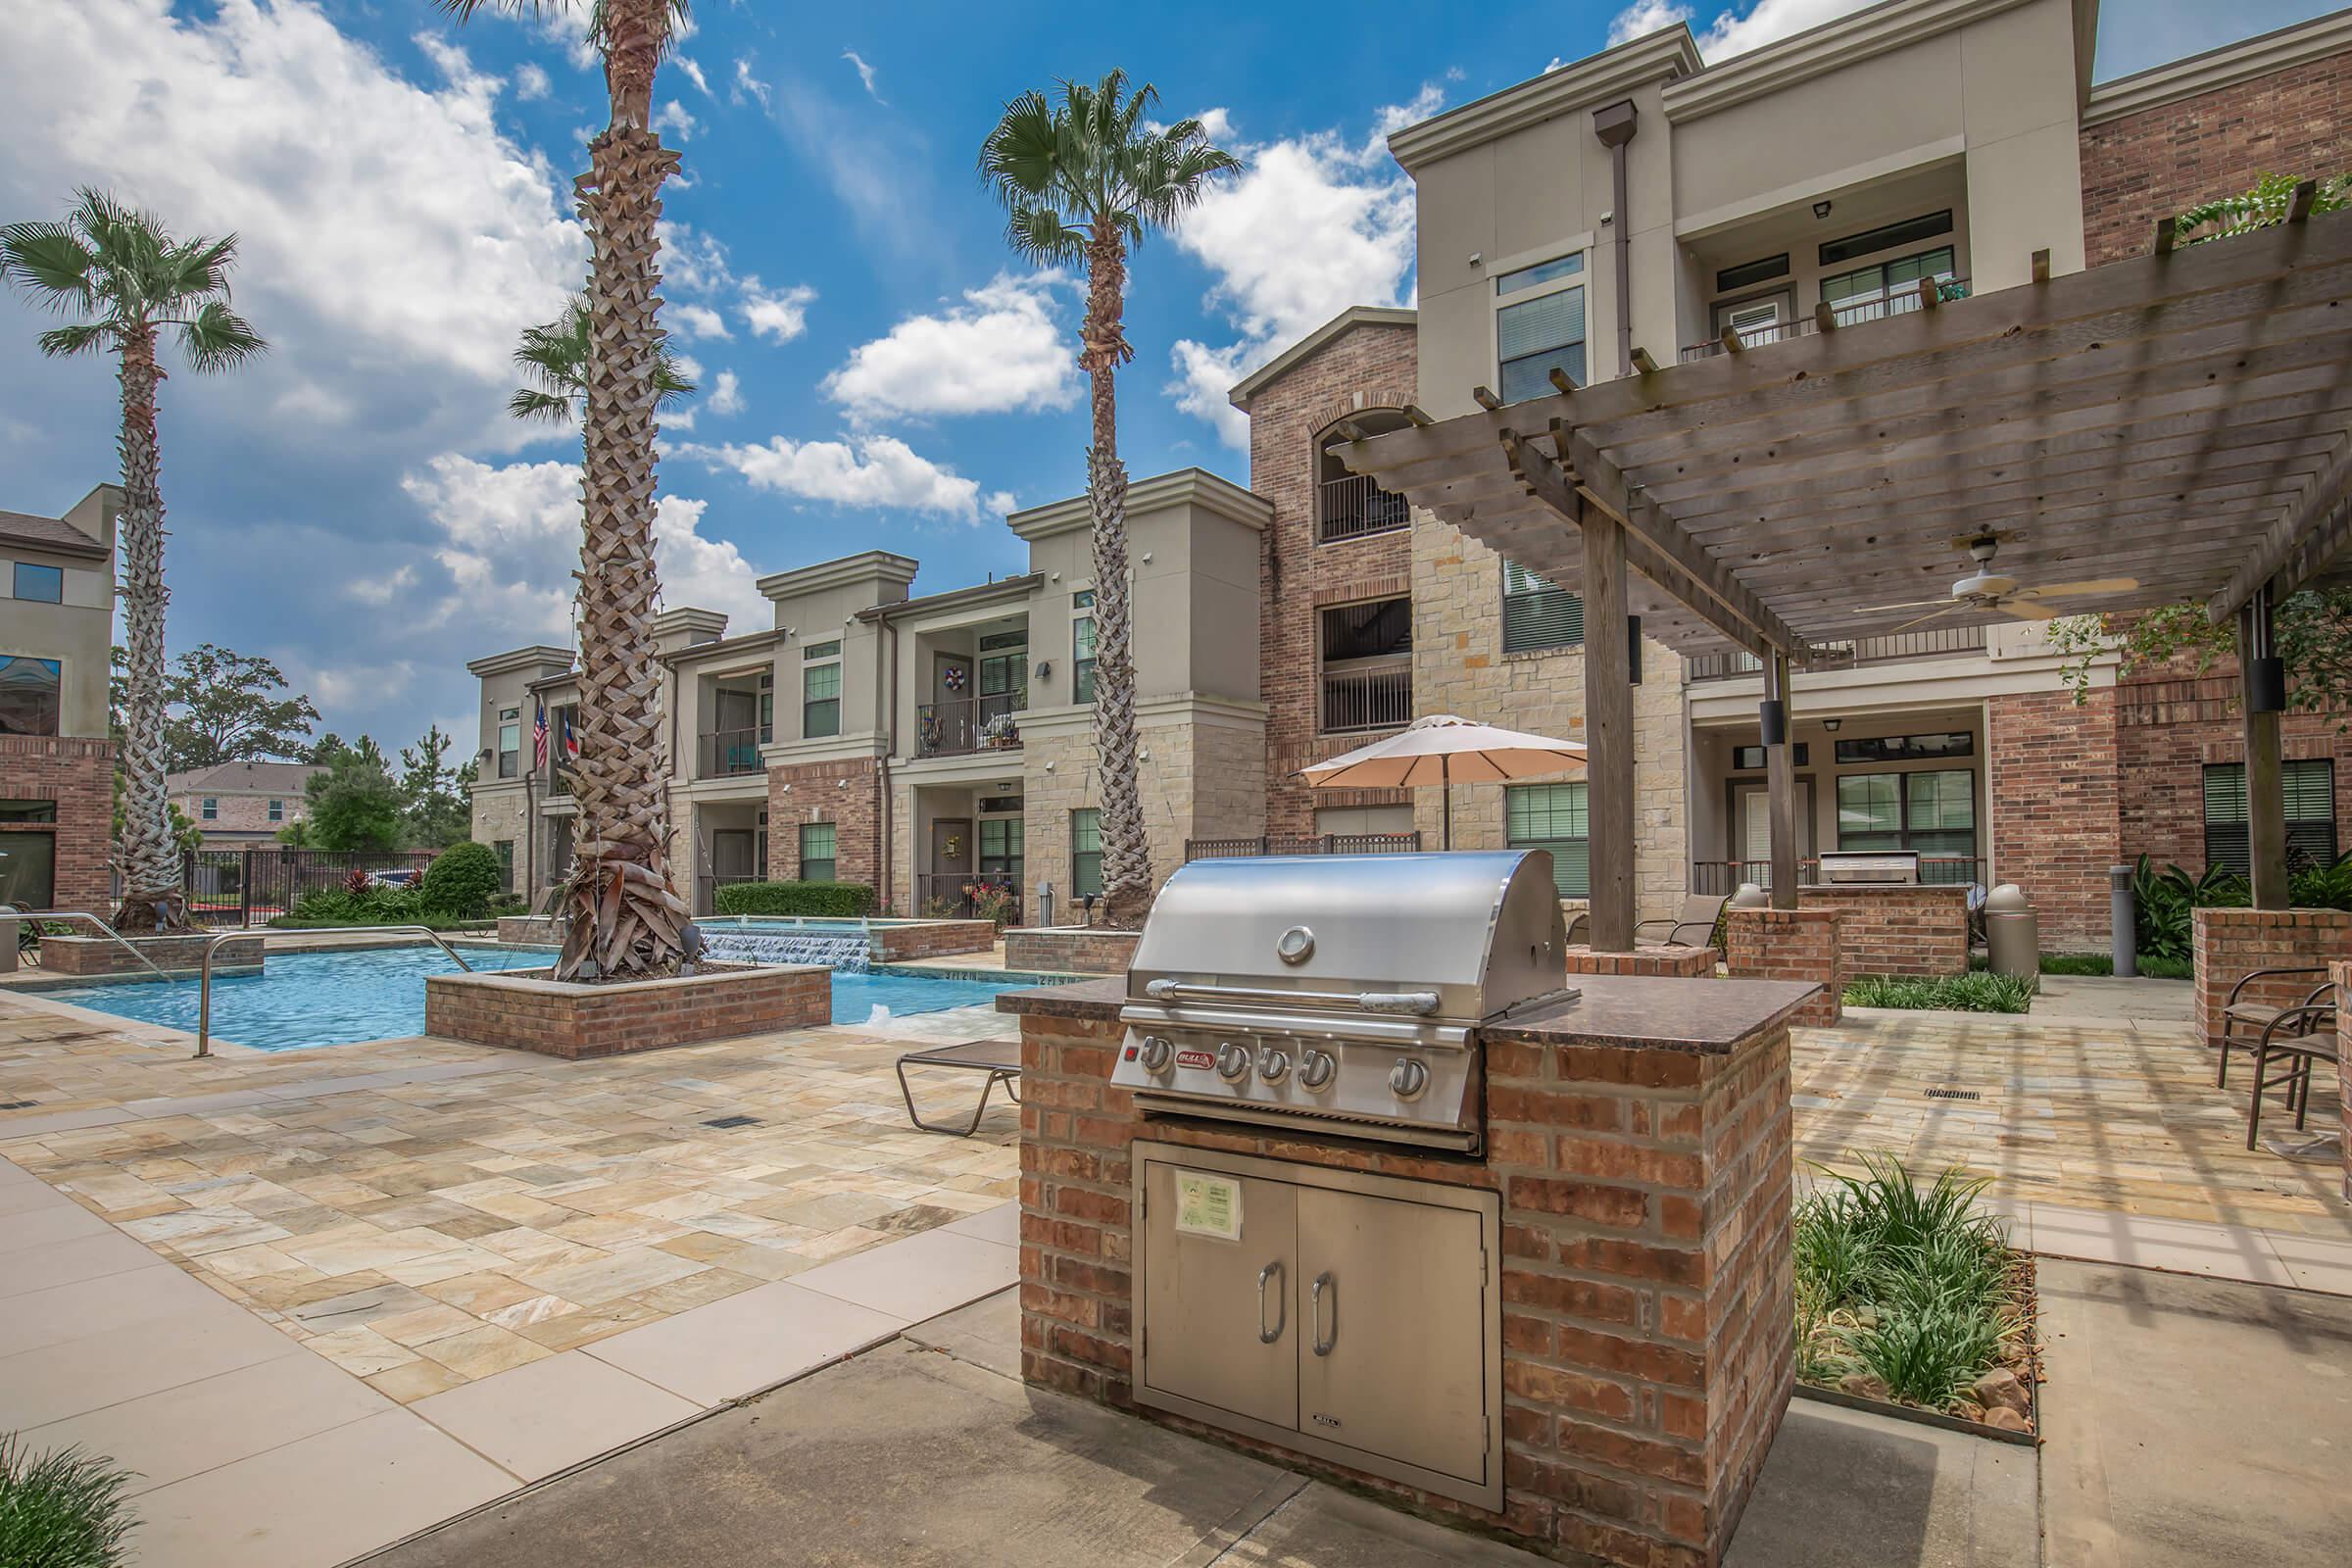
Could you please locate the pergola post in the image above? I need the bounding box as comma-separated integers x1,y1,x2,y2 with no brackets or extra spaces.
2238,591,2290,908
1762,653,1798,909
1583,508,1637,949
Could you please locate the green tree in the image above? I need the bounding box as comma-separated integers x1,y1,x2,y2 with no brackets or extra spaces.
304,753,405,855
399,723,474,849
979,72,1238,927
5,191,266,931
444,0,695,980
510,290,696,424
2172,170,2350,243
160,643,320,773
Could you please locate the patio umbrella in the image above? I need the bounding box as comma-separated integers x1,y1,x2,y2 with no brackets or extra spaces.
1298,713,1588,851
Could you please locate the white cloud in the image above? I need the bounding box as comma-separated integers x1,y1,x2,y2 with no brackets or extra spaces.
742,278,816,342
707,370,744,416
514,61,551,100
668,301,731,340
1162,96,1426,447
1608,0,1874,60
675,55,711,96
652,99,698,142
345,564,417,606
823,272,1076,422
1608,0,1694,44
733,57,772,109
680,434,1005,523
660,221,735,294
842,48,886,104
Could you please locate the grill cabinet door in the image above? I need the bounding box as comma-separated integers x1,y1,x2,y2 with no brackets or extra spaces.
1140,1165,1298,1430
1295,1187,1490,1485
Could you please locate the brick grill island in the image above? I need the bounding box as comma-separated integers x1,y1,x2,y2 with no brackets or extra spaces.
1003,925,1142,975
1795,884,1969,977
1005,967,1814,1567
425,962,829,1058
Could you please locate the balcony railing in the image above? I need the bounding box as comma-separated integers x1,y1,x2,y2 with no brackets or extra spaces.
1685,623,1987,682
1680,277,1971,363
1318,474,1411,543
1320,661,1412,735
916,694,1025,759
698,725,767,779
1689,857,1984,895
1186,832,1423,860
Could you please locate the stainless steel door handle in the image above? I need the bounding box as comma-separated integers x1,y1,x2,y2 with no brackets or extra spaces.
1310,1270,1336,1356
1256,1261,1285,1345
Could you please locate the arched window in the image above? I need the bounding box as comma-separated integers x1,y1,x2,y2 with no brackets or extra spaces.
1314,409,1415,543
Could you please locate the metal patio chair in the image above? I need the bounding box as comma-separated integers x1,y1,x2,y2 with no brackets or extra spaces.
2214,966,2335,1087
2236,986,2337,1152
896,1037,1022,1137
1636,893,1730,949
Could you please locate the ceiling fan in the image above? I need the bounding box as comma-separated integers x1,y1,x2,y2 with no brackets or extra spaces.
1854,533,2138,633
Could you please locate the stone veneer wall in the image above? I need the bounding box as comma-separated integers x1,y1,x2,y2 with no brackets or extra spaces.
1795,887,1969,978
1,736,115,915
469,782,532,883
1014,995,1796,1567
40,931,261,977
425,964,829,1058
767,756,884,895
1003,926,1140,975
1724,909,1843,1027
2080,48,2352,266
2190,906,2352,1047
1987,688,2121,950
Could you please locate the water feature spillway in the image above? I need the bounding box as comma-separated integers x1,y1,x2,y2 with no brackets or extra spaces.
699,929,873,972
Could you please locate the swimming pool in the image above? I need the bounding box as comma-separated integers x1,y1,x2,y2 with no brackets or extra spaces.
35,947,1044,1052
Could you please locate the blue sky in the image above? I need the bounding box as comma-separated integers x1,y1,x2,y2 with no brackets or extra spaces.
0,0,2335,755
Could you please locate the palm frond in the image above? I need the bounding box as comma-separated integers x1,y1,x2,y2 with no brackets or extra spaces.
977,70,1240,254
434,0,693,53
508,386,577,425
0,222,98,313
35,322,110,358
174,300,268,371
1004,204,1088,267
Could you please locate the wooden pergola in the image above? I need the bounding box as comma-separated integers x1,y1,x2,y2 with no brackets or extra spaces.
1341,206,2352,949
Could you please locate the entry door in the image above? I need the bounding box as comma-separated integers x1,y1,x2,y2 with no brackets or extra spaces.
929,817,973,879
1295,1186,1489,1485
1140,1163,1298,1429
1735,779,1816,883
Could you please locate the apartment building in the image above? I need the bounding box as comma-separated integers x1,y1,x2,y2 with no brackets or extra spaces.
467,469,1271,916
0,484,121,914
165,760,324,848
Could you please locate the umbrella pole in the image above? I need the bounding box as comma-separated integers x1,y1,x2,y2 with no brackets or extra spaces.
1441,762,1452,852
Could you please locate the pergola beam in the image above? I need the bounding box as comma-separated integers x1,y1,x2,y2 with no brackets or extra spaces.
2208,434,2352,619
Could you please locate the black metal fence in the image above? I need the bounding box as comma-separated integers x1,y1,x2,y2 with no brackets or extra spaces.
1185,833,1423,860
176,847,439,925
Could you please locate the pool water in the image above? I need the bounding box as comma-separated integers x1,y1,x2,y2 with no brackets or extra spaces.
37,947,1032,1053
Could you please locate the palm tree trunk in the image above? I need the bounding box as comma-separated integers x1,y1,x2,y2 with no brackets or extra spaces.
1080,228,1153,929
557,0,689,980
112,327,185,933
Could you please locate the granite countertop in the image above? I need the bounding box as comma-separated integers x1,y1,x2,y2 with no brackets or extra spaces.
998,974,1818,1055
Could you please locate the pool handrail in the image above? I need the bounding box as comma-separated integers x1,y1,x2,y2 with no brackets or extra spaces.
195,925,477,1059
4,908,179,985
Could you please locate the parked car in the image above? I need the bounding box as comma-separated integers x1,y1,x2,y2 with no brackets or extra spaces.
365,868,423,889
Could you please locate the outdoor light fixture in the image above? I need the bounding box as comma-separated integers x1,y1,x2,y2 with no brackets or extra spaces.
1758,700,1788,746
2248,658,2287,712
1812,200,1833,219
1822,718,1842,732
1035,660,1053,679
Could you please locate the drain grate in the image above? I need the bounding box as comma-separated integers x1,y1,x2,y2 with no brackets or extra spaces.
0,1100,37,1110
703,1114,760,1129
1924,1088,1981,1102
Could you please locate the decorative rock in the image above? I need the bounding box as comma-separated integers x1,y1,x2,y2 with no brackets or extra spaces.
1971,1367,2031,1416
1838,1372,1891,1401
1981,1405,2032,1433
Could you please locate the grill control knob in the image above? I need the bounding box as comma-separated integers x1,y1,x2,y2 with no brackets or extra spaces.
1388,1056,1431,1102
1138,1036,1173,1074
1298,1049,1338,1092
1215,1042,1252,1082
1257,1047,1291,1084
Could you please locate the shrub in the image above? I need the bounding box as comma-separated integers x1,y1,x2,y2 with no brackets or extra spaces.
2137,953,2192,980
0,1437,138,1567
1843,971,2034,1013
420,842,502,919
2036,952,2111,976
713,881,876,918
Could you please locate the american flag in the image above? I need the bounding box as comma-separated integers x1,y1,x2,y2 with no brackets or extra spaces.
532,705,549,769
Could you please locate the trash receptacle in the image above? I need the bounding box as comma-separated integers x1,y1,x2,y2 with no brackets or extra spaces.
1729,882,1770,910
1984,883,2038,978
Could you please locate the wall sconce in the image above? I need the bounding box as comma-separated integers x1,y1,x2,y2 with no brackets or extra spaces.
1821,718,1842,732
1812,200,1833,220
1468,252,1483,268
1035,660,1054,680
1044,760,1056,772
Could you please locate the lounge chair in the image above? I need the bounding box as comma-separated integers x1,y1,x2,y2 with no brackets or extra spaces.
1636,893,1730,949
896,1038,1022,1136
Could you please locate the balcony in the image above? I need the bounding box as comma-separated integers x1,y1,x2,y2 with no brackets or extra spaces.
1679,277,1971,363
697,725,768,779
1318,474,1411,543
916,694,1025,759
545,762,573,798
1320,660,1412,735
1684,623,1986,682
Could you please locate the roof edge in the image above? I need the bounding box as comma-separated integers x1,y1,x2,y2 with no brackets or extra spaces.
466,645,573,679
2082,7,2352,126
755,549,921,603
1663,0,2040,122
1007,467,1273,541
1228,306,1418,411
1389,26,1701,172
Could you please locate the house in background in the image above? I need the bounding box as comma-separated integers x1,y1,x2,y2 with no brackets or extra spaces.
165,760,325,848
0,484,120,914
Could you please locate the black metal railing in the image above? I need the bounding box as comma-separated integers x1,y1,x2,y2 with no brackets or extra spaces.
1318,474,1411,542
1688,857,1984,895
916,694,1025,758
181,847,440,926
1680,277,1972,363
913,871,1021,923
1685,623,1987,683
1185,832,1423,860
698,725,767,778
545,761,573,797
1320,662,1412,734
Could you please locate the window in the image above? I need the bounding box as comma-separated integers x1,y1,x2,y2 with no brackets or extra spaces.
1071,808,1102,899
759,669,774,739
803,640,840,660
0,831,54,910
1730,744,1810,770
0,799,58,822
2203,760,2336,874
1715,254,1789,293
1496,255,1586,403
800,821,838,881
1321,598,1411,662
1822,246,1956,317
12,563,63,603
1073,614,1097,706
0,656,61,736
802,660,841,739
494,839,514,892
1837,769,1978,875
1833,731,1974,764
1502,561,1583,654
979,817,1023,877
978,629,1027,712
1820,210,1954,268
268,798,284,821
497,707,519,779
1506,782,1589,898
200,797,218,820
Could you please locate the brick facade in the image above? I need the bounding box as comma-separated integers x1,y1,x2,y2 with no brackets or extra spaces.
1796,886,1970,978
766,756,883,894
38,931,261,977
0,735,114,915
425,963,830,1058
2080,50,2352,266
1987,688,2121,949
1010,983,1796,1567
1003,926,1141,975
869,920,1000,961
2189,906,2352,1048
1725,908,1843,1027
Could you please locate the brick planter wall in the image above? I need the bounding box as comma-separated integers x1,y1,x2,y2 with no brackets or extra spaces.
39,932,262,977
2335,959,2352,1206
1795,887,1969,977
2191,906,2352,1048
1725,909,1843,1027
1003,926,1140,975
425,963,830,1058
871,920,1000,962
496,915,560,945
1564,945,1717,979
1008,977,1804,1568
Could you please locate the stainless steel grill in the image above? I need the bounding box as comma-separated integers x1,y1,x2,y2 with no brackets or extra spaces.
1818,849,1921,885
1110,852,1573,1153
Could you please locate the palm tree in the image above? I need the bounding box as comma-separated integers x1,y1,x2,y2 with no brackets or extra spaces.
2,189,265,934
443,0,693,979
979,72,1238,928
509,290,696,425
